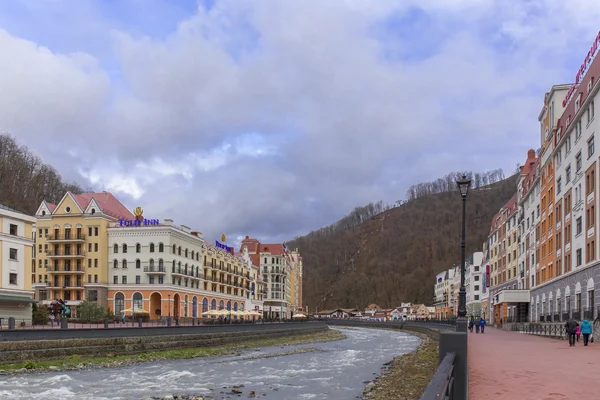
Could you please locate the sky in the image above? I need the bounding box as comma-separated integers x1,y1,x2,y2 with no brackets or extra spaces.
1,0,599,248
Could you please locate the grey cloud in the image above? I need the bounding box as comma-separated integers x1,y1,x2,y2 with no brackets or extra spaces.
1,0,600,243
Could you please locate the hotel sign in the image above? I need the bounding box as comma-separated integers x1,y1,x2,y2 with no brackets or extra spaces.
485,264,491,288
563,30,600,107
119,206,159,226
216,241,234,254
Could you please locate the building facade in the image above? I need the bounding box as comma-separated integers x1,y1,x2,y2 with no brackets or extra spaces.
32,192,134,312
0,204,36,322
529,32,600,323
465,251,484,317
433,268,454,319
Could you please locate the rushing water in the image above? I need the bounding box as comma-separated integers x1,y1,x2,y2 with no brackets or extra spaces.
0,327,421,400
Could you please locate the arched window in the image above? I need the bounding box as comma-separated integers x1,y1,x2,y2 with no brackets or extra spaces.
115,292,125,315
233,302,238,311
113,244,118,253
211,299,217,310
172,259,176,272
202,298,209,313
184,295,189,318
113,259,118,269
192,297,198,318
227,301,231,311
185,249,188,258
159,243,164,253
178,261,181,268
185,263,189,274
159,259,164,269
219,300,224,310
191,250,195,259
132,292,143,312
150,243,155,253
172,244,176,254
136,243,141,253
149,259,155,268
178,246,182,256
122,259,127,269
122,244,128,253
136,259,141,269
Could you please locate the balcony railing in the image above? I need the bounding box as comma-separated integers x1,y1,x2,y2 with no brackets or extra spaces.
46,233,86,241
46,249,86,257
48,267,85,274
144,266,166,273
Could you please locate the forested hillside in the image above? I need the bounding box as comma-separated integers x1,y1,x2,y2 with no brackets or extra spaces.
288,170,517,311
0,134,84,214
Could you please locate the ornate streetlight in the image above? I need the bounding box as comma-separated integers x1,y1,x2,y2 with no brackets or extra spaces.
456,174,471,333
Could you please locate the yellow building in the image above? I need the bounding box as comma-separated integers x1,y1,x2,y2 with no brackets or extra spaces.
33,191,134,311
0,203,36,322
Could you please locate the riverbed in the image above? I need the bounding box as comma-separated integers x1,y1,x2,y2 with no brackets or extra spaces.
0,327,421,400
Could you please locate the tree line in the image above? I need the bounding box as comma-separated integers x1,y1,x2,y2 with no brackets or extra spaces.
405,169,505,201
0,133,84,214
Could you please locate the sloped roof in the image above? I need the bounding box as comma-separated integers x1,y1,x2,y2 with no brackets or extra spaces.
71,192,134,220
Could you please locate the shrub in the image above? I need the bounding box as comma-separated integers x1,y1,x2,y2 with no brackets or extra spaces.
32,303,49,325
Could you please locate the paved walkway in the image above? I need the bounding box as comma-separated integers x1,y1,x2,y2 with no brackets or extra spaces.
469,327,600,400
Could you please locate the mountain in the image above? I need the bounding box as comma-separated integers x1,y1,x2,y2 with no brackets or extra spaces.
0,134,84,214
288,170,518,311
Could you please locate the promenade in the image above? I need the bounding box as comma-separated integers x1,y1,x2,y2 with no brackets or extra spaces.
469,327,600,400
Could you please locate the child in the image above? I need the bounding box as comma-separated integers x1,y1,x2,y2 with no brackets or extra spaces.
576,324,581,342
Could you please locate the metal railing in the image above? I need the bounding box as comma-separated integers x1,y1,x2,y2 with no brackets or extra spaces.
510,323,566,339
420,352,456,400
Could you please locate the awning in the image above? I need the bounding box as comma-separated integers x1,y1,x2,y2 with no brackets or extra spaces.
0,294,37,304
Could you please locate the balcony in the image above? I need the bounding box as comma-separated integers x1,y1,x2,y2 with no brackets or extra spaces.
144,266,166,274
48,267,85,274
46,249,86,258
46,233,86,242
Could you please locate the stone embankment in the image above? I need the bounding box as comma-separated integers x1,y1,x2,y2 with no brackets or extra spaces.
0,325,328,364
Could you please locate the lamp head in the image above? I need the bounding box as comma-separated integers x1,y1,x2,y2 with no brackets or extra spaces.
456,174,472,198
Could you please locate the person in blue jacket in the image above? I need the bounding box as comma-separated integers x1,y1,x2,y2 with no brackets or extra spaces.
580,319,593,346
479,317,486,334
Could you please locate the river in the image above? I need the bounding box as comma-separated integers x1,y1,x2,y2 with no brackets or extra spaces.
0,327,421,400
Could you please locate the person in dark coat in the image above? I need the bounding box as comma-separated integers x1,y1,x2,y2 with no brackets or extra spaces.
565,318,579,346
475,318,481,333
480,317,486,333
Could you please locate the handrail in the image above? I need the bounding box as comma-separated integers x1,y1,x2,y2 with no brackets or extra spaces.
420,352,456,400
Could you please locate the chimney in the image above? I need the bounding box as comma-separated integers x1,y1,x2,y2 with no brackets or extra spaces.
191,231,203,239
180,225,191,233
164,219,174,226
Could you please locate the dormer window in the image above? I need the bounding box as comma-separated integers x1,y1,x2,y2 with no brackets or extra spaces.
91,208,96,215
41,210,46,216
65,206,71,213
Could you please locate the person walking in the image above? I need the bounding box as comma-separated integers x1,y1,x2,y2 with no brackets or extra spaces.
468,317,474,332
565,318,579,346
49,313,55,327
480,317,486,334
580,319,593,346
475,317,481,333
576,324,581,342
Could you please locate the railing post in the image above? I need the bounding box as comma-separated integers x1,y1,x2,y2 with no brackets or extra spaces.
8,317,15,330
138,318,143,328
60,318,69,329
104,318,109,328
167,317,172,327
439,331,468,400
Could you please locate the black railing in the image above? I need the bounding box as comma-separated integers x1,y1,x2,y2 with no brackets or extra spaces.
420,352,456,400
510,323,566,338
144,266,166,273
46,233,86,241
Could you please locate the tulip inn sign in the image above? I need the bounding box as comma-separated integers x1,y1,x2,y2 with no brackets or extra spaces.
119,206,159,226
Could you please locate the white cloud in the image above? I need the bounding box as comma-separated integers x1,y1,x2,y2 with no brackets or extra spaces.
1,0,599,242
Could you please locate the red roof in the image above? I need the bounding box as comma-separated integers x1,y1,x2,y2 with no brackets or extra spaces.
47,202,56,212
71,192,134,220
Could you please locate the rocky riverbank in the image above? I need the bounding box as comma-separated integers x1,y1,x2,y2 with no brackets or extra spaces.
361,333,438,400
0,329,345,375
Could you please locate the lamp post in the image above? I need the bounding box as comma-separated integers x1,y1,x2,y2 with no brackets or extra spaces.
168,294,171,318
456,174,471,333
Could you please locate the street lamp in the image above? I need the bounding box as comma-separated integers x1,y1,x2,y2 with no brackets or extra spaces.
168,294,171,318
456,174,471,333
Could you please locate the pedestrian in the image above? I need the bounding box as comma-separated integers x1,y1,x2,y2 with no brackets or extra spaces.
580,319,593,346
49,313,55,327
480,317,486,334
565,318,579,346
468,318,474,332
475,317,481,333
121,313,126,324
576,324,581,342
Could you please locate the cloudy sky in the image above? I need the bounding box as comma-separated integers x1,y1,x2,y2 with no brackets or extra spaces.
1,0,599,247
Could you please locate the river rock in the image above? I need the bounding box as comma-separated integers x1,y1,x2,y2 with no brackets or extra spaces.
364,382,376,393
231,388,242,394
248,391,256,397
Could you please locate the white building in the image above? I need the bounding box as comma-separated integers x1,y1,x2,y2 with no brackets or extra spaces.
465,251,484,316
240,246,264,314
0,204,36,322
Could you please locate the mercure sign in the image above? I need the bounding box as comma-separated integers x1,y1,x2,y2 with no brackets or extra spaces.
563,30,600,107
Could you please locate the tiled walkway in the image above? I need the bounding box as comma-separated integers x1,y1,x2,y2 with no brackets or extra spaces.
469,327,600,400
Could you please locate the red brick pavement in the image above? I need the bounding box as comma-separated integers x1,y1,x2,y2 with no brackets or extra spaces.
469,327,600,400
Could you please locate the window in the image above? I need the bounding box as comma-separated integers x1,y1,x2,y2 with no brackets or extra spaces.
9,273,17,285
474,295,480,301
577,217,582,235
9,224,17,236
557,177,562,194
9,248,17,260
122,260,127,269
113,259,118,269
123,244,128,253
577,249,582,266
88,227,92,236
94,243,98,252
474,285,480,291
576,151,582,171
589,136,595,158
113,244,118,253
122,276,127,284
566,165,571,183
136,276,141,284
95,259,98,268
94,274,98,283
159,243,164,252
65,206,71,213
94,227,98,236
136,259,141,269
150,243,155,253
136,243,141,253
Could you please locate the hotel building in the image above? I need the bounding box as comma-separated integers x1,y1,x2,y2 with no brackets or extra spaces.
108,216,253,318
32,192,134,311
530,31,600,323
0,204,36,322
433,268,455,319
517,150,540,292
